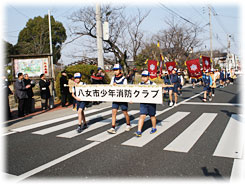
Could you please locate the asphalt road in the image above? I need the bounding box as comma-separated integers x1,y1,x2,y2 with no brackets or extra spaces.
2,78,243,182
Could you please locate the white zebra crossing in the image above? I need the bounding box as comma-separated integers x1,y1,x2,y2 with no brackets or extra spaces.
121,111,190,147
10,107,109,133
32,109,113,135
163,113,217,153
56,110,139,138
213,114,243,159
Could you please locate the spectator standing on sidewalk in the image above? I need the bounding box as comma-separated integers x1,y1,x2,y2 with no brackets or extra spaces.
23,74,35,114
14,73,31,117
39,74,51,110
60,71,70,107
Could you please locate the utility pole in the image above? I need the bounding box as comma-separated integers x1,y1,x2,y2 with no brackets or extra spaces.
96,4,104,69
208,6,213,69
227,34,231,70
48,10,55,108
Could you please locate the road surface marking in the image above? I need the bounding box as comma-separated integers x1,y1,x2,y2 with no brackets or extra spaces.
163,113,217,153
182,102,241,106
15,142,100,182
56,110,138,138
213,114,244,159
10,107,110,133
122,112,190,147
32,110,113,135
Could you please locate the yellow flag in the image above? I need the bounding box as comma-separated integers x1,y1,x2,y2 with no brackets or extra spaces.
200,55,202,59
144,59,148,64
157,41,160,48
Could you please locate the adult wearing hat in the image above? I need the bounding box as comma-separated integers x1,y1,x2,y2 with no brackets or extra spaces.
60,70,69,107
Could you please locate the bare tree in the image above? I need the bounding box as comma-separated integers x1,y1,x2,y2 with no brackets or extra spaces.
153,17,203,66
67,5,150,73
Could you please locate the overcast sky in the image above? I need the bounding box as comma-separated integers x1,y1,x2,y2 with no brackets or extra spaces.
2,0,242,65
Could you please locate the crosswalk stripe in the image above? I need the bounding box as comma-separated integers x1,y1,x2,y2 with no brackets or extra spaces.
10,107,109,133
87,111,161,142
32,110,113,135
163,113,217,153
56,110,139,138
121,112,190,147
213,114,243,159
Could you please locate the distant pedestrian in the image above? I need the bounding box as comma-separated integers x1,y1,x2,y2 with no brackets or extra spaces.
202,70,212,102
14,73,31,117
177,69,184,96
60,71,69,107
168,68,180,107
210,69,216,97
71,73,88,133
39,74,51,110
23,74,35,114
126,70,135,84
2,76,13,120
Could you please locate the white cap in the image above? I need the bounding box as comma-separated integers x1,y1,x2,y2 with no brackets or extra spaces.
173,68,177,71
141,70,150,76
205,70,209,73
177,69,181,73
113,64,122,70
74,73,82,78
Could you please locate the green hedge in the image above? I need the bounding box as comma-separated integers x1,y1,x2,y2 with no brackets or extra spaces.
55,64,110,99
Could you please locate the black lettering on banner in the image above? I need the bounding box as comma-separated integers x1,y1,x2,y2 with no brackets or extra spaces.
78,89,85,97
125,89,132,98
85,89,92,97
100,89,107,97
133,90,140,98
108,89,116,97
151,90,159,98
93,89,100,97
142,90,149,98
116,89,124,97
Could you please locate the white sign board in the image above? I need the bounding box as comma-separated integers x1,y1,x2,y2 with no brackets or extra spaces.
75,85,163,104
14,58,49,77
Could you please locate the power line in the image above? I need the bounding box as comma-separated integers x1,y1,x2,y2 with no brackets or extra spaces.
9,5,30,19
159,3,196,26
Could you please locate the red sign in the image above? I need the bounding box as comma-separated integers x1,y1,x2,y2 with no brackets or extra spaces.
165,62,176,74
186,59,202,79
202,56,211,71
148,60,158,79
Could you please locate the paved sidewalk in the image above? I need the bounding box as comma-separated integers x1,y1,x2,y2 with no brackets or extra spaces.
3,102,112,134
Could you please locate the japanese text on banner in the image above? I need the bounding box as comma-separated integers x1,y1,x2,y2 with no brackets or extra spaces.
75,85,163,104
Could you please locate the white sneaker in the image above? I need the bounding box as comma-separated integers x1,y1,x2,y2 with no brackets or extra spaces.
209,98,212,102
107,127,116,134
125,125,131,131
174,102,177,107
212,94,215,97
169,101,173,107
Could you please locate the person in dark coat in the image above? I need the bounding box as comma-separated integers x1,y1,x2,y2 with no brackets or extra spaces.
23,74,35,114
14,73,31,117
39,74,51,110
2,76,13,120
60,71,69,107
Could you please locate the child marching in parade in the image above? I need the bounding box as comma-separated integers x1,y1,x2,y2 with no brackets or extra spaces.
71,73,88,133
107,64,131,134
202,70,213,102
135,71,157,137
169,68,180,107
177,69,184,96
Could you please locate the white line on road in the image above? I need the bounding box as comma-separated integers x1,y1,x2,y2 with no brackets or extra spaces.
163,113,217,153
15,142,100,182
32,109,113,135
182,102,241,106
213,114,244,159
10,107,109,133
121,112,190,147
56,110,139,138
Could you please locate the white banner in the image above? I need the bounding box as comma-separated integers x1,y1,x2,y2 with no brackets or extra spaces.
75,85,163,104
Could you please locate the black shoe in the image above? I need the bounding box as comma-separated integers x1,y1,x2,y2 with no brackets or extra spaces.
77,125,82,133
82,124,88,130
